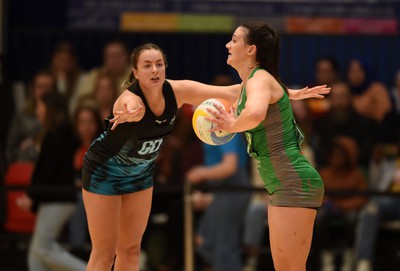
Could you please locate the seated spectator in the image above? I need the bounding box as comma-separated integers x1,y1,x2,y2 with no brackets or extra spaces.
185,74,250,271
5,70,56,165
76,40,130,101
347,58,391,123
49,41,84,113
313,81,377,168
242,158,268,271
307,56,340,119
354,144,400,271
69,101,103,253
91,73,119,120
16,92,86,271
186,133,250,271
315,136,368,271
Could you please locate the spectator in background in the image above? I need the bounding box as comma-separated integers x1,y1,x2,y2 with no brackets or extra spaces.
90,72,119,120
5,70,56,165
16,92,86,271
76,40,130,101
69,101,103,254
307,56,340,120
315,57,341,87
347,58,391,123
185,74,250,271
313,81,376,168
314,137,367,271
50,42,84,113
354,144,400,271
186,133,250,271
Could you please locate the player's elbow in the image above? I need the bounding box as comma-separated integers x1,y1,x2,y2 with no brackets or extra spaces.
247,109,266,124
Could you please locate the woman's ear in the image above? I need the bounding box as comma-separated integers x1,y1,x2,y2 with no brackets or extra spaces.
132,68,138,80
247,45,256,56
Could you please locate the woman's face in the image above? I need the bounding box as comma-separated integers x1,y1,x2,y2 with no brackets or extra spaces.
347,60,366,87
225,26,251,68
33,74,54,100
330,147,347,169
52,51,74,72
133,49,166,90
94,77,115,107
36,99,46,125
76,109,99,143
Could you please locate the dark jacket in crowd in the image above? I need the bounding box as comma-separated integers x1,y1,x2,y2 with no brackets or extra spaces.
28,124,78,212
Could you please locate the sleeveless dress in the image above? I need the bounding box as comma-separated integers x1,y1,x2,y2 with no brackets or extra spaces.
237,67,324,207
82,81,177,195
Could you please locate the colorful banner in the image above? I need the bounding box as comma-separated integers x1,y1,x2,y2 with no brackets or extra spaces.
67,0,399,34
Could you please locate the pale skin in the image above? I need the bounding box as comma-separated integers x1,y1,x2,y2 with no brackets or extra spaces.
207,26,321,271
85,43,329,271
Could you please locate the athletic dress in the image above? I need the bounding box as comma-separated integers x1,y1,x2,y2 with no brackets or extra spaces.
237,67,324,207
82,81,177,195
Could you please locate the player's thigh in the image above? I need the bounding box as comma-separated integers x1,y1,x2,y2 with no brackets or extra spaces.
119,187,153,247
268,205,316,264
83,189,121,249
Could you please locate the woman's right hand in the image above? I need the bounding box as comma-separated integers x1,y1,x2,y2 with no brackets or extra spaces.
110,103,144,130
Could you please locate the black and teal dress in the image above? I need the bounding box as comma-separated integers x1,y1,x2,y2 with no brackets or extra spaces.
82,81,177,195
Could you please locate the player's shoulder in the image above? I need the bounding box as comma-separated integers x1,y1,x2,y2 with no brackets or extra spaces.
247,69,274,90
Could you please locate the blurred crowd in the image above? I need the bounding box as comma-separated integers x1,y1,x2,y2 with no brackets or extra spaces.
0,40,400,271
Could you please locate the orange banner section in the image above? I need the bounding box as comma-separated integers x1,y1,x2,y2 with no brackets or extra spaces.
121,13,178,32
286,17,343,34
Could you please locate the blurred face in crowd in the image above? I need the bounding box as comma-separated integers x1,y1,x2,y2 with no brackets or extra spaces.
330,146,349,169
94,76,117,108
133,49,166,90
36,99,46,125
76,108,99,144
33,74,55,101
104,42,129,76
315,59,338,85
347,60,366,87
52,50,75,74
330,82,352,111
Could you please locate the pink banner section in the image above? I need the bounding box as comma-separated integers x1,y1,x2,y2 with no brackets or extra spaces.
344,19,398,35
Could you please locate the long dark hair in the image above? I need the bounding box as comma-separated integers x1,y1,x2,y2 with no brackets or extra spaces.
240,22,287,92
121,43,168,90
40,92,70,138
25,70,57,116
73,101,104,142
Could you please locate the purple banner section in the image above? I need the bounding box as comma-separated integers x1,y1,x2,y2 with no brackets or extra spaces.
67,0,399,30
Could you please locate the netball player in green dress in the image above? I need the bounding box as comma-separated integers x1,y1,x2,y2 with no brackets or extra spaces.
208,22,325,271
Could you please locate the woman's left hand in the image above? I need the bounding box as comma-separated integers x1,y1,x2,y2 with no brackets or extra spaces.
289,85,331,100
206,104,237,133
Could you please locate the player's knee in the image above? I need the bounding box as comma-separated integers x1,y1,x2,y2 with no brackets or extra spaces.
116,243,141,259
91,248,116,265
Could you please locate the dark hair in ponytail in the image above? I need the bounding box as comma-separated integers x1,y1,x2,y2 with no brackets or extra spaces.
121,43,168,90
240,22,287,92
